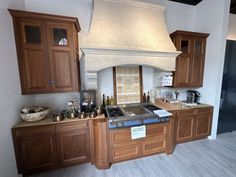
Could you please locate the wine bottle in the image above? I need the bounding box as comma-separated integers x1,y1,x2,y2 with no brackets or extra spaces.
106,96,110,105
143,93,146,103
110,96,114,105
147,92,150,103
100,94,105,114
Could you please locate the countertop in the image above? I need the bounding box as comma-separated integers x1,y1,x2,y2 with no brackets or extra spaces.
154,98,213,111
14,100,213,128
13,114,106,128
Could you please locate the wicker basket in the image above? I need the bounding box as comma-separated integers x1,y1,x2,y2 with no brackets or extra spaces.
20,108,50,122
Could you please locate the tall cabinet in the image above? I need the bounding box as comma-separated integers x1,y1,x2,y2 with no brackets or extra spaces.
9,9,81,94
170,30,209,87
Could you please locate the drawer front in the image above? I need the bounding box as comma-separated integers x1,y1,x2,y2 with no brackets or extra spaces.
111,143,139,162
110,129,133,145
146,124,167,137
142,136,166,156
56,121,88,133
196,107,212,114
178,109,195,116
14,125,55,137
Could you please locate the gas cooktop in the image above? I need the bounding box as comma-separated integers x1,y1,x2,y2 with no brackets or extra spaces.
106,103,162,123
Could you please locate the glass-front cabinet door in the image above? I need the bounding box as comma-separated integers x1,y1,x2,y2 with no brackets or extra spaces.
46,22,77,92
20,20,51,93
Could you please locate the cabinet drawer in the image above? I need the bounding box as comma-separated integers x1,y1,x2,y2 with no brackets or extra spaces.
196,107,212,114
178,109,195,116
56,121,88,133
13,125,55,137
111,143,139,162
110,129,132,145
146,124,167,137
142,136,166,156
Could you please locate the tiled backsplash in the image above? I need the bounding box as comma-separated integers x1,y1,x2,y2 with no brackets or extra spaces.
116,66,141,104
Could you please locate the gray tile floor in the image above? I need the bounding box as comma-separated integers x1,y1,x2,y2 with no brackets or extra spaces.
33,131,236,177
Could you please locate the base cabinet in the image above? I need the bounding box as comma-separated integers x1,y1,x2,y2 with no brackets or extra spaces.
12,120,91,176
175,107,213,144
109,122,173,163
56,122,90,166
12,126,57,175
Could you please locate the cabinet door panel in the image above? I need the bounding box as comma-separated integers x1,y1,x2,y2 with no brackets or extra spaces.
174,55,191,86
47,22,78,92
176,116,194,143
111,143,139,162
19,135,57,173
189,55,204,86
142,136,166,156
195,108,213,138
50,51,73,88
57,128,90,166
19,20,51,93
23,50,49,90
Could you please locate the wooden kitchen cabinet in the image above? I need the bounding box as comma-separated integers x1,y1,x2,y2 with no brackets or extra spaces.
176,109,195,143
9,9,81,94
175,107,213,144
170,30,209,87
195,107,213,138
12,120,91,176
56,121,90,167
12,126,57,175
109,122,172,163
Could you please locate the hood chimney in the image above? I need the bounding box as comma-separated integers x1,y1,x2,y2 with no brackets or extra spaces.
81,0,181,89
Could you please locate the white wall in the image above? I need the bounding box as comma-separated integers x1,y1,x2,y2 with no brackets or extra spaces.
228,13,236,40
194,0,230,139
0,1,34,177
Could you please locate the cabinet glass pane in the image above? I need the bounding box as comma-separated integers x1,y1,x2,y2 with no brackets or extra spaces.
24,26,41,44
195,41,202,54
181,40,189,53
53,28,68,46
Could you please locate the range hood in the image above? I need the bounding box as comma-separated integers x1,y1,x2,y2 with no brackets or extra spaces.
81,0,181,89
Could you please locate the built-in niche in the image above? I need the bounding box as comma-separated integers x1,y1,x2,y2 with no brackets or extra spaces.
113,66,143,104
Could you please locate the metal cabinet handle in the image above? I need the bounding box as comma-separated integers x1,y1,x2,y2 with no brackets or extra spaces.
49,80,55,84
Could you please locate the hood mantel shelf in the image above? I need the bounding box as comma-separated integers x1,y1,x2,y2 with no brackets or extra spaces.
81,0,181,89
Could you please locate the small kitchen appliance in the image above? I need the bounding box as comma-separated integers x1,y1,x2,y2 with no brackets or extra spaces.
187,90,201,103
80,90,96,113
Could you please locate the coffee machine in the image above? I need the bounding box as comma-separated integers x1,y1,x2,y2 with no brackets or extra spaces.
187,90,201,103
80,90,96,113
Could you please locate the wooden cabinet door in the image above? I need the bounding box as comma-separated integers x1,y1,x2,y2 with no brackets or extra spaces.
189,39,206,87
47,22,78,92
173,37,191,87
109,129,139,163
176,110,195,143
195,108,213,138
18,20,51,94
56,122,90,166
12,126,57,175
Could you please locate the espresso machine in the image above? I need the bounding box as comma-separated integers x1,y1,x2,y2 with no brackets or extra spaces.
80,90,96,113
187,90,201,104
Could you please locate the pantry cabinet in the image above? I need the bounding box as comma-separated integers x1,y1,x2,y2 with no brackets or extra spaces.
9,9,81,94
170,30,209,87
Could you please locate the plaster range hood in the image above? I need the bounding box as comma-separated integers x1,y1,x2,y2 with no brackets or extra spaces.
80,0,181,89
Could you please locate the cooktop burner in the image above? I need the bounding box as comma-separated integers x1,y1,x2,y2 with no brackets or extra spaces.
142,104,161,112
106,107,124,117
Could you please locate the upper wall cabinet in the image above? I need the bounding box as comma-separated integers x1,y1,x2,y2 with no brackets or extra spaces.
170,30,209,88
9,9,81,94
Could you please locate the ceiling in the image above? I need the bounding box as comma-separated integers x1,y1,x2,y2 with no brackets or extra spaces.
168,0,236,14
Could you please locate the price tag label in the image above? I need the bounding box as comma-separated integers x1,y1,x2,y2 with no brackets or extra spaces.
131,125,146,140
